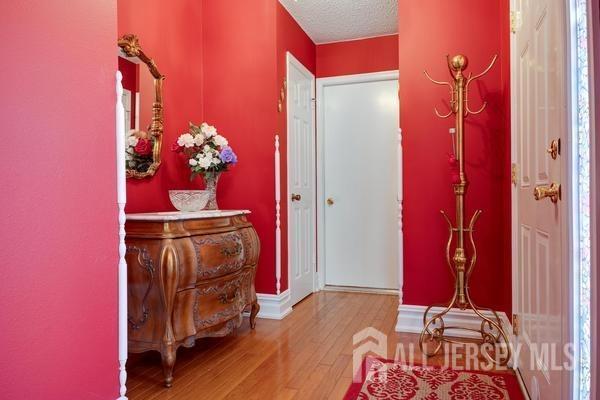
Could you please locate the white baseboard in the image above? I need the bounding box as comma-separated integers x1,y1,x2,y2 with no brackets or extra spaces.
255,290,293,320
323,285,399,295
395,304,513,340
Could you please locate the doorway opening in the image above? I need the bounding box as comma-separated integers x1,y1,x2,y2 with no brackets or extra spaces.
316,71,401,294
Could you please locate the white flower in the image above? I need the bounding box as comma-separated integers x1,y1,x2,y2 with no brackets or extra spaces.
203,145,212,152
189,159,198,167
127,135,139,147
198,157,211,169
201,123,218,138
213,158,221,165
213,135,228,147
193,134,205,146
177,133,195,148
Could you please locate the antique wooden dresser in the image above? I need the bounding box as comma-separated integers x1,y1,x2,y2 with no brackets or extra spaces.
125,210,260,387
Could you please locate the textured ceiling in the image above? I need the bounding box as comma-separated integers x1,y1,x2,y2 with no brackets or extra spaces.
278,0,398,44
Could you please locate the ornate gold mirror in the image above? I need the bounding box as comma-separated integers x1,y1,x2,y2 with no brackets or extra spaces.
118,34,165,179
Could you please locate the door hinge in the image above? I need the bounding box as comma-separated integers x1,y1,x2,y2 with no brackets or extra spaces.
512,314,520,336
510,11,521,34
511,163,518,186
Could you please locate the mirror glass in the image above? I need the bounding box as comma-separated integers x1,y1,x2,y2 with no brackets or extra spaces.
118,34,164,179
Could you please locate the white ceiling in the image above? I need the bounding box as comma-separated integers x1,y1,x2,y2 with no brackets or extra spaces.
278,0,398,44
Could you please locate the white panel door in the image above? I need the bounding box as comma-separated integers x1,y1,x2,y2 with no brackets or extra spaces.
288,53,316,306
322,76,399,290
512,0,568,398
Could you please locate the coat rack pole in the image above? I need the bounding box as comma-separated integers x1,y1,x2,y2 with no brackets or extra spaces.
419,54,511,366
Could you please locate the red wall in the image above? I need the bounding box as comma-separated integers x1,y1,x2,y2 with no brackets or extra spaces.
202,0,279,294
119,0,204,213
276,3,316,292
316,35,399,78
0,1,118,398
398,0,512,316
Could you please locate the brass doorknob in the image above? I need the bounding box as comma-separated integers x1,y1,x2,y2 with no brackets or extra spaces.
534,183,561,203
547,139,560,160
291,193,301,202
326,198,334,206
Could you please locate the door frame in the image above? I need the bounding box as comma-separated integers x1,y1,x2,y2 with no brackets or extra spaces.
286,51,317,302
315,70,402,294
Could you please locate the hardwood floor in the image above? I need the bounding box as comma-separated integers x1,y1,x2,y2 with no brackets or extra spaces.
126,291,510,399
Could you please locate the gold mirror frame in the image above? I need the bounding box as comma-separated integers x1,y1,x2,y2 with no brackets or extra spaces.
118,34,165,179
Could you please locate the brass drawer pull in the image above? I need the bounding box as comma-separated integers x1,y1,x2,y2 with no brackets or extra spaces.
291,193,301,202
534,183,561,203
218,288,240,304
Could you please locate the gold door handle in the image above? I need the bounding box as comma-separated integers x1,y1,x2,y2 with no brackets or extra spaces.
291,193,301,202
547,139,560,160
534,183,561,203
326,198,334,206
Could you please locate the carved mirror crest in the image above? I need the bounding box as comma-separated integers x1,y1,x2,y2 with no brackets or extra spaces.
118,34,165,179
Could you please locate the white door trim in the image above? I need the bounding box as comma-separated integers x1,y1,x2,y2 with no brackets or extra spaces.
315,70,401,295
286,51,317,302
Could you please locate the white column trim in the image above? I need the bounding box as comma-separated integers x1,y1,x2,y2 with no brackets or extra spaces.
275,134,282,295
115,71,128,400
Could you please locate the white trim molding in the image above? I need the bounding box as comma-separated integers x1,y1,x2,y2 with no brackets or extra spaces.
115,71,128,400
255,290,293,320
275,134,282,295
395,304,513,341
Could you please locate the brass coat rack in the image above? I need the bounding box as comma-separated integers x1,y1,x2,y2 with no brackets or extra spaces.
419,54,511,366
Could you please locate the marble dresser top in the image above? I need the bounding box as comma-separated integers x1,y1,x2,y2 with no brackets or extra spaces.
126,210,251,221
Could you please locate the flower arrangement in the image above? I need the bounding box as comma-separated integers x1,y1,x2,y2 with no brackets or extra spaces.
172,122,238,180
126,130,154,172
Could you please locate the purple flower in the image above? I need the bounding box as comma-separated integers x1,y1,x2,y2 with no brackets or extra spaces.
220,146,238,164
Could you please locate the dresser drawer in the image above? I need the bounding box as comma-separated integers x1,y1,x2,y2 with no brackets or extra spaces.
192,269,252,330
191,231,246,280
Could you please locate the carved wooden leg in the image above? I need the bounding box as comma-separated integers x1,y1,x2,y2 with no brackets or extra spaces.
250,301,260,329
160,344,177,388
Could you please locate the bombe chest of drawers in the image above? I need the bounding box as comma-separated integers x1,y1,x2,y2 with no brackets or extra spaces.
125,210,260,387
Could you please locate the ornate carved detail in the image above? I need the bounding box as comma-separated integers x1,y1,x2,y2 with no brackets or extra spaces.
117,34,141,56
239,228,260,266
118,34,165,180
126,246,154,330
221,241,243,257
193,270,251,329
192,233,246,279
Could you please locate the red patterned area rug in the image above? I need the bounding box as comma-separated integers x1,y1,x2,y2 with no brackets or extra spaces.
344,358,525,400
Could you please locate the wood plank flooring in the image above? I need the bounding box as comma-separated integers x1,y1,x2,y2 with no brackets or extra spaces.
126,291,510,400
